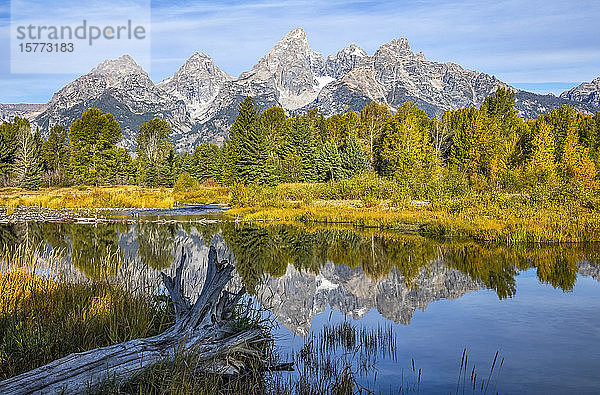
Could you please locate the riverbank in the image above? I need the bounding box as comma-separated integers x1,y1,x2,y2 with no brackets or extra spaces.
0,185,229,211
2,181,600,244
223,178,600,243
0,204,226,224
226,204,600,244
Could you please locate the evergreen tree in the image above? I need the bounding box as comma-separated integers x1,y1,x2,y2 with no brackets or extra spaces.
281,152,303,182
226,97,278,185
0,117,26,186
282,119,319,182
300,108,328,143
144,164,159,188
158,148,175,187
340,135,369,178
237,122,275,184
179,152,195,177
317,140,344,182
230,97,260,143
222,97,260,185
192,143,222,183
259,106,288,152
262,154,279,186
221,141,238,186
0,131,12,184
69,109,122,185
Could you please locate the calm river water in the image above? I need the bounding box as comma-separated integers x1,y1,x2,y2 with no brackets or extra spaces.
1,207,599,393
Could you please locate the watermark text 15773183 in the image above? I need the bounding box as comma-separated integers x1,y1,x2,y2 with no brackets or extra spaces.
10,1,151,74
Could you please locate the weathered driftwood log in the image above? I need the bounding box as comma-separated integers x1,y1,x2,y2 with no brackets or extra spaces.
0,246,266,394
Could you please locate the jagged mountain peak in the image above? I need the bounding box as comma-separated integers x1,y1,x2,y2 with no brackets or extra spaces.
189,51,213,61
378,37,412,54
35,53,190,152
236,27,326,110
7,29,600,154
327,44,368,60
176,51,216,69
164,51,232,82
183,51,232,75
157,51,233,121
266,27,316,66
90,54,145,76
241,27,318,77
280,27,308,42
51,54,152,101
325,44,368,79
344,43,367,56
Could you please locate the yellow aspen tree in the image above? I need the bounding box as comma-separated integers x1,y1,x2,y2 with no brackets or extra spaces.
526,120,557,184
560,126,598,189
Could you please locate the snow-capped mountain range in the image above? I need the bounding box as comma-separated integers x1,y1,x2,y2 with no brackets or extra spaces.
2,27,599,152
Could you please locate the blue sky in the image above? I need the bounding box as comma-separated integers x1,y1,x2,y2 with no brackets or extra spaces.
1,0,599,103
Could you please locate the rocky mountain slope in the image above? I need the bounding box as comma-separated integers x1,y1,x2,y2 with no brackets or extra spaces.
32,55,192,149
157,53,233,123
0,103,46,123
2,28,599,151
560,77,600,107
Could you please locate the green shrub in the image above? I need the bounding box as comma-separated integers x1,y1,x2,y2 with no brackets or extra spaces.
173,172,199,193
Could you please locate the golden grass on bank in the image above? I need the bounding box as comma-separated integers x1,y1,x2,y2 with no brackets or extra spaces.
0,243,174,380
2,177,600,244
227,198,600,244
173,186,230,205
0,185,231,210
222,176,600,244
0,186,175,209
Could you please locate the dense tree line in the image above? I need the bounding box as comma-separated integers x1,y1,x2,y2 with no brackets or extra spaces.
0,88,598,192
0,109,221,189
220,89,599,192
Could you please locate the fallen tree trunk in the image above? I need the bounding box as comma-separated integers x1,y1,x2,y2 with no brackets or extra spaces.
0,246,266,394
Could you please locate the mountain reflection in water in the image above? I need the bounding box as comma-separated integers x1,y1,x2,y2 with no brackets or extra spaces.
1,221,598,335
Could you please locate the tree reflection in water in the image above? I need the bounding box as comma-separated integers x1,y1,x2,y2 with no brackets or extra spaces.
70,224,124,279
135,223,177,270
0,222,597,298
